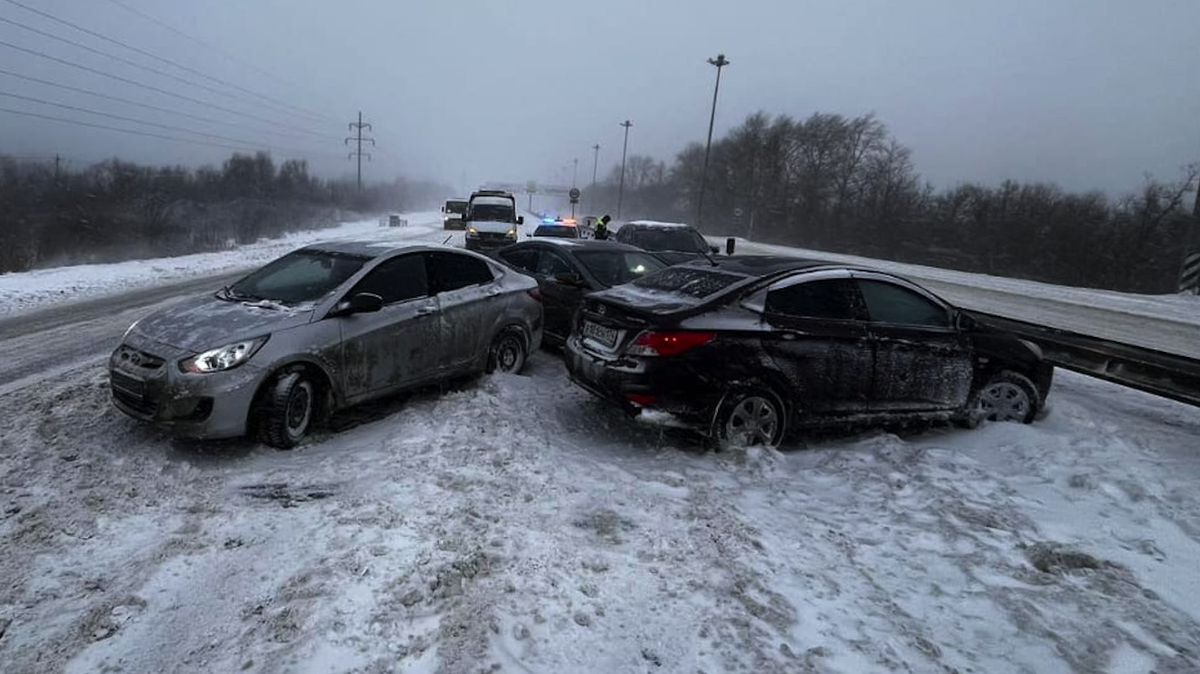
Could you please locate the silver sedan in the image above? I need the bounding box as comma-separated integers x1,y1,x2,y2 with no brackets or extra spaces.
109,241,543,448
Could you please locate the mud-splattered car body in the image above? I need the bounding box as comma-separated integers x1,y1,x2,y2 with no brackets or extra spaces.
565,256,1053,448
110,241,542,447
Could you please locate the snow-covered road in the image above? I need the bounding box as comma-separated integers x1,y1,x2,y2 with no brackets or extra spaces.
2,215,1199,674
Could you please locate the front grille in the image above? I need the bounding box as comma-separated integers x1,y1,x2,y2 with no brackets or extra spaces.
113,344,166,371
112,386,158,417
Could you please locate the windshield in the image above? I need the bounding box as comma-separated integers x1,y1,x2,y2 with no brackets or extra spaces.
630,266,744,298
629,228,709,253
470,203,516,222
575,250,667,287
227,249,367,303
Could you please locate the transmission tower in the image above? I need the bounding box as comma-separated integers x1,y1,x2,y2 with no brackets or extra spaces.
345,111,375,192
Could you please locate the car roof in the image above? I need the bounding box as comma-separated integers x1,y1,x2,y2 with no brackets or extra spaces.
515,239,649,252
299,240,476,260
678,255,846,278
622,220,696,229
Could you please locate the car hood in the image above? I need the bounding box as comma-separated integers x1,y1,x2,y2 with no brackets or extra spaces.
129,293,316,352
469,220,517,233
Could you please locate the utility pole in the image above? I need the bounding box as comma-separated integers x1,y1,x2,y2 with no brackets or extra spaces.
697,53,730,228
591,144,600,187
572,158,579,188
54,153,61,181
345,111,375,192
617,120,632,219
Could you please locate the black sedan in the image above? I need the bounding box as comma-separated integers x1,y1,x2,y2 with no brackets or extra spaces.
565,256,1054,448
496,239,668,346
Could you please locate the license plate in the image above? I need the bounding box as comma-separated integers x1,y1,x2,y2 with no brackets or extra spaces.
582,320,618,348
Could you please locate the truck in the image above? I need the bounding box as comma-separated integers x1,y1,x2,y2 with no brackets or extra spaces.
462,189,524,253
441,198,468,230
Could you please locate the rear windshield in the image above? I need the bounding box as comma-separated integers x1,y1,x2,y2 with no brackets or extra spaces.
445,200,466,214
575,250,666,287
630,266,745,298
533,225,579,238
628,228,709,254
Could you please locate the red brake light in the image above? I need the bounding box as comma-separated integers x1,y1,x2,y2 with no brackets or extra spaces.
527,288,543,302
628,331,714,357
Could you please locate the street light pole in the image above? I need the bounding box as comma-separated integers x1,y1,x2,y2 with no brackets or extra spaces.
617,120,632,219
591,144,600,186
696,53,730,228
572,158,579,188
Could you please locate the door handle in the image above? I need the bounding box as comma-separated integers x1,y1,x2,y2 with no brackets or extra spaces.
781,332,798,341
416,305,437,316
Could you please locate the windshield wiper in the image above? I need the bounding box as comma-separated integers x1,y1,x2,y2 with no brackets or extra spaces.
218,285,263,302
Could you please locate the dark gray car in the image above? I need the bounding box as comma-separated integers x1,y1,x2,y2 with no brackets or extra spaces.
109,241,543,448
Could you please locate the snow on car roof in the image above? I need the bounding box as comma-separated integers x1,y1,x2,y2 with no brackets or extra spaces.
472,196,514,206
623,220,694,228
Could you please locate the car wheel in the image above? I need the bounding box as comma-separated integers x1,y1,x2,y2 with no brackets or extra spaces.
971,370,1038,424
259,370,315,449
487,328,527,374
715,387,786,450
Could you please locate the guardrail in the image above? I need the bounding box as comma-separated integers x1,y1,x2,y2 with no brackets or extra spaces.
967,311,1200,408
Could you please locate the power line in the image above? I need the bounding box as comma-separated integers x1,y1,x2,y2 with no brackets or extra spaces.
0,104,265,154
0,0,337,125
0,14,333,130
100,0,343,125
0,90,339,158
0,67,325,142
0,38,340,140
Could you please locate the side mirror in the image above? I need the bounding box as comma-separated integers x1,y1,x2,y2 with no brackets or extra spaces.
517,216,525,225
955,311,978,331
725,238,736,255
335,292,384,316
552,272,586,287
709,245,720,255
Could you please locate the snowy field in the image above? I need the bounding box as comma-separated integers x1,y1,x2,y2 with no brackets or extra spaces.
2,214,1199,673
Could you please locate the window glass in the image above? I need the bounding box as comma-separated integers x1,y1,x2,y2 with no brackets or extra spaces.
350,253,427,304
497,247,537,273
858,279,950,327
535,249,575,277
765,278,862,320
427,251,494,293
575,250,666,287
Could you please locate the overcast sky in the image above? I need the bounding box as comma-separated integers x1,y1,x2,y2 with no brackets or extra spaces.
0,0,1197,195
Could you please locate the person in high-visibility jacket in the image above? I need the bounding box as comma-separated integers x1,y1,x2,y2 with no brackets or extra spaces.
593,214,612,240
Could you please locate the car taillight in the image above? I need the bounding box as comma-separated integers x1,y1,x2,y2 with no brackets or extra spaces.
527,288,542,302
627,331,714,357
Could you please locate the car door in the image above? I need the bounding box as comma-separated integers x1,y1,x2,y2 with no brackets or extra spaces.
752,271,875,415
337,253,440,401
853,274,973,412
425,251,499,373
534,247,589,342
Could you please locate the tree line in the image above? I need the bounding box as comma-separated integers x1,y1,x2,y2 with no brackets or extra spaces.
0,152,450,274
587,111,1199,293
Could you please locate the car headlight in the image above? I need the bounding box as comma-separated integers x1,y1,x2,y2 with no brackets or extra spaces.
506,226,517,237
467,226,478,235
180,336,268,374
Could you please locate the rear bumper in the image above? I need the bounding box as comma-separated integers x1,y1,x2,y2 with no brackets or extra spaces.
564,335,715,422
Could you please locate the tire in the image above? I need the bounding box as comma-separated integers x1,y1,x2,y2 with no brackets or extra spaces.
714,387,787,450
487,329,528,374
970,370,1038,425
258,370,316,449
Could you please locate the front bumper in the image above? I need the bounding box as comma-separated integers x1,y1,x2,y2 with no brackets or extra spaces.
109,340,266,439
465,233,517,251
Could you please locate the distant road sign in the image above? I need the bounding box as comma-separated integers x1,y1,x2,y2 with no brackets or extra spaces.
569,187,581,200
526,180,537,194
